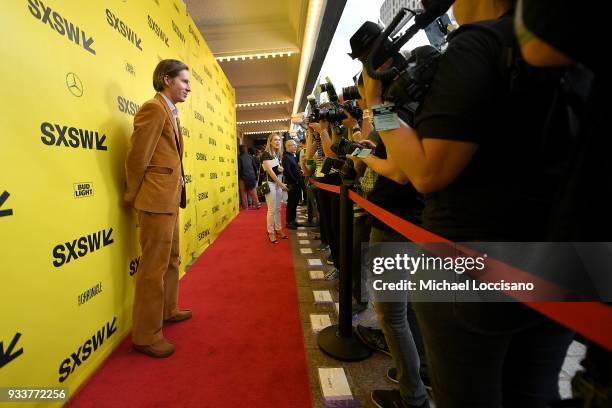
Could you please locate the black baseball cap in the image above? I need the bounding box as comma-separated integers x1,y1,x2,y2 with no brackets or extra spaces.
348,21,383,60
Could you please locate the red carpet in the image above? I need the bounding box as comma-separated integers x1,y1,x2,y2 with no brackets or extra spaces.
68,205,312,408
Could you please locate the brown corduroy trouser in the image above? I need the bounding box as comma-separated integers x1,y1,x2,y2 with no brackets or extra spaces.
132,210,180,345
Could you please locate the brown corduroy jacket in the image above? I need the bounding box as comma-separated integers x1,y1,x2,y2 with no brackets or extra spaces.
124,93,184,213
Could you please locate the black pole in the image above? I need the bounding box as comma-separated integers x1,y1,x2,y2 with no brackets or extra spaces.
317,183,372,361
338,183,354,337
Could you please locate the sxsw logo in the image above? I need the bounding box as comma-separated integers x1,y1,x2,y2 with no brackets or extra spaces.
41,122,107,151
184,175,192,184
194,111,205,124
0,191,14,217
105,9,142,50
188,25,200,45
192,70,203,85
147,15,169,47
208,137,216,146
196,153,206,161
129,256,140,276
211,205,219,214
215,94,222,104
203,65,212,79
52,228,114,267
117,96,140,116
181,126,190,138
74,182,94,198
225,144,231,151
171,20,185,43
28,0,96,55
206,102,215,113
217,125,224,134
209,172,218,179
58,317,117,383
197,229,209,241
220,186,225,193
183,219,192,233
197,191,208,201
226,171,230,177
219,157,225,163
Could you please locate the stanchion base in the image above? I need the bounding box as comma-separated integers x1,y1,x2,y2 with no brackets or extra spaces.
317,325,372,362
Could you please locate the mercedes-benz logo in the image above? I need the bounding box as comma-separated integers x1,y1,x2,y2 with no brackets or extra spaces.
66,72,83,97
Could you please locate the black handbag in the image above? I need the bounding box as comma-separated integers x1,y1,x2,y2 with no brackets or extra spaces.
255,166,270,196
256,181,270,196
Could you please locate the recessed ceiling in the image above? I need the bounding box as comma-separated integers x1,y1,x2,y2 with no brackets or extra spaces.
185,0,310,141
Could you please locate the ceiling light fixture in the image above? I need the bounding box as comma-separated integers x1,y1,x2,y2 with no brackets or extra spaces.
216,50,298,63
235,100,292,108
242,130,289,136
292,0,326,115
237,118,290,125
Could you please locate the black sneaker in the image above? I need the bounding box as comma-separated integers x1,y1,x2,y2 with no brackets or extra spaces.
324,268,339,281
387,368,433,390
371,389,430,408
355,325,391,356
317,242,330,251
286,222,299,230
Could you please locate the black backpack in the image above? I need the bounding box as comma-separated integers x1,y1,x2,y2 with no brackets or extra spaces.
449,15,594,238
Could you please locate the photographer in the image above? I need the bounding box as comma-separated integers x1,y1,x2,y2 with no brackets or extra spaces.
360,1,575,407
299,138,318,227
305,114,341,278
346,76,429,408
282,139,302,229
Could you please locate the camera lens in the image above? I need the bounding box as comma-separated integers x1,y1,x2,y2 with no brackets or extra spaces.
342,86,361,101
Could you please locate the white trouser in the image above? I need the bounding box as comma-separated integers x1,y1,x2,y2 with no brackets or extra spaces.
265,181,283,233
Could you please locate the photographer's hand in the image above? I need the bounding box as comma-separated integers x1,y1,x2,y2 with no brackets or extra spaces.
308,122,321,133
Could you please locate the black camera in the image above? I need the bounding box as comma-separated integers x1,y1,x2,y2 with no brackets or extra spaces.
306,95,320,123
342,100,362,120
321,156,358,183
319,81,339,103
319,105,346,123
332,137,362,157
341,85,362,101
348,1,454,123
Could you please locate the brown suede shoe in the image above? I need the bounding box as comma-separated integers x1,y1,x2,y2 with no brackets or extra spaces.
133,338,175,358
164,309,192,324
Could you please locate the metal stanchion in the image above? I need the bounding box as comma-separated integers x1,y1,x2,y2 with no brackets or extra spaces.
317,183,372,361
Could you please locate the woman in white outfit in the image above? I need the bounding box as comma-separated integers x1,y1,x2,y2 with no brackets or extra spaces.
261,133,289,243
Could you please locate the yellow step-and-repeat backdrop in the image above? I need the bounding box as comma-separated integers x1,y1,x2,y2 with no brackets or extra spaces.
0,1,238,405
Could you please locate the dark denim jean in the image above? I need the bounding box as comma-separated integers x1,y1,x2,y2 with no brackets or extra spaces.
413,301,574,408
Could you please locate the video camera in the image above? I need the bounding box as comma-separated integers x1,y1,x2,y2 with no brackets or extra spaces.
348,0,455,123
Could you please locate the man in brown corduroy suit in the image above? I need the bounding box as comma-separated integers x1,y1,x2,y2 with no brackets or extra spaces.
124,59,192,358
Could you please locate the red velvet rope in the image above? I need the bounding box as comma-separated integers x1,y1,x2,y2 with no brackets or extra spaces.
309,179,612,351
